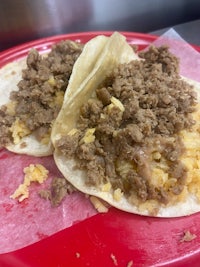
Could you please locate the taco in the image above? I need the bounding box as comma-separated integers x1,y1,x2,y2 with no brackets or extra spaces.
0,35,111,156
52,35,200,217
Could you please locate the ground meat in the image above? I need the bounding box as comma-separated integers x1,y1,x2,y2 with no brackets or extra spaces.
39,177,75,206
0,40,83,147
79,99,103,128
0,106,15,147
56,46,197,204
139,45,179,76
96,87,111,106
56,132,81,157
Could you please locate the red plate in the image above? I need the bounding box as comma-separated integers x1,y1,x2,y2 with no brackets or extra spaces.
0,31,200,267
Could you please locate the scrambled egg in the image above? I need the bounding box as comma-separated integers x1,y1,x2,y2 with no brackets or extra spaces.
110,96,125,112
110,102,200,212
10,118,31,144
8,89,64,145
81,128,96,144
181,103,200,201
49,91,64,108
6,101,17,116
40,130,51,145
11,164,49,202
113,188,124,201
89,196,108,213
10,117,52,145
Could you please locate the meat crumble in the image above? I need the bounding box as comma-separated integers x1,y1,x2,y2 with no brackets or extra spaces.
56,46,198,206
0,40,83,147
39,177,76,206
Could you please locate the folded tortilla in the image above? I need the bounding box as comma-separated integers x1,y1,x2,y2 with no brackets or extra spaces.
51,32,138,142
52,33,200,217
0,35,112,156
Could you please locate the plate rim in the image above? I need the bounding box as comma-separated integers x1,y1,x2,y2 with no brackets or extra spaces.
0,31,158,64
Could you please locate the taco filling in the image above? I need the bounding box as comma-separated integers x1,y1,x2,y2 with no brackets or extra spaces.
54,45,200,216
0,40,83,153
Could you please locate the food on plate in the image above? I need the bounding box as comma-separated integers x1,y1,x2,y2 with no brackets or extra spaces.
52,34,200,217
127,261,134,267
39,176,76,206
0,33,112,156
0,40,83,155
180,230,197,242
89,196,109,213
11,163,49,202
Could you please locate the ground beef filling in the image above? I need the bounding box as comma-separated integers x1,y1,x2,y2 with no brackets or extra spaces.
56,46,197,204
0,40,83,147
